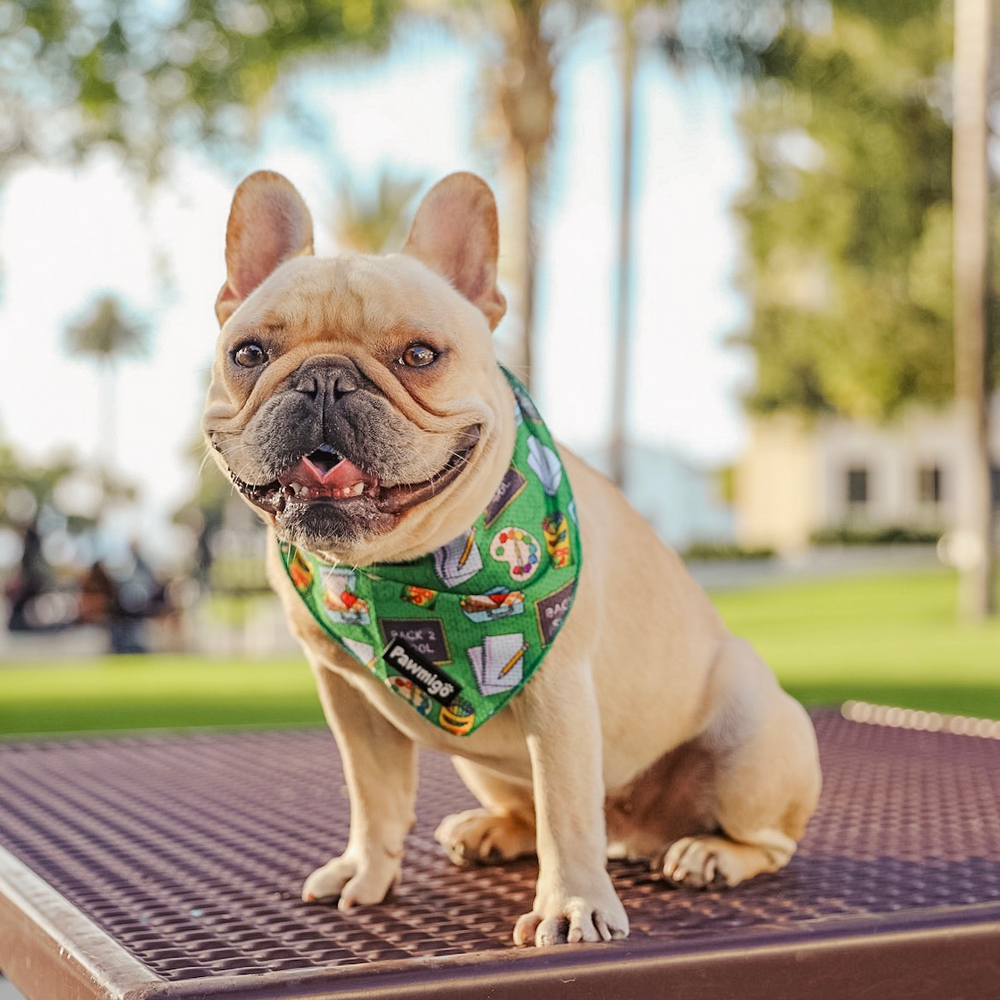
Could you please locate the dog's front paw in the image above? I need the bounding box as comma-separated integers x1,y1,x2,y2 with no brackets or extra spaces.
512,877,629,946
301,852,399,911
435,809,535,866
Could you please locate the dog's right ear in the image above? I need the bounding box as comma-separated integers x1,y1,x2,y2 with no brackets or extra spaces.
215,171,314,327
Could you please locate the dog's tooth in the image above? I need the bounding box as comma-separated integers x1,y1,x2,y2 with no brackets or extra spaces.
352,482,365,497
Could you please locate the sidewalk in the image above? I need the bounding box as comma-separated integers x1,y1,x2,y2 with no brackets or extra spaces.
688,543,941,591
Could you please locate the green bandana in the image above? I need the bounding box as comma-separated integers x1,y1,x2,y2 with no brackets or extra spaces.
278,369,580,736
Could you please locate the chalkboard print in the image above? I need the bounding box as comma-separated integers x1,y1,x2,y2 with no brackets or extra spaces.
378,617,451,665
536,580,576,646
484,466,528,527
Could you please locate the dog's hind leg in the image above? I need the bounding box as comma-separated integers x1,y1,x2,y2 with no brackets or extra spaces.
435,759,537,865
658,636,821,889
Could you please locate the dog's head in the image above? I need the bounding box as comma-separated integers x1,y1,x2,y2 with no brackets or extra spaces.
203,171,515,565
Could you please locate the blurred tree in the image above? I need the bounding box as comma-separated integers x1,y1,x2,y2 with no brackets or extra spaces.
0,441,73,530
0,438,132,534
1,0,738,407
479,0,557,385
401,0,558,386
609,0,804,487
458,0,724,425
2,0,553,379
723,0,956,420
332,168,424,252
696,0,997,616
173,422,236,582
0,432,136,617
0,0,400,176
64,293,149,473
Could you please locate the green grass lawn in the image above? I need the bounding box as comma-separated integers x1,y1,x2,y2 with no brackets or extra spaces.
712,568,1000,719
0,656,325,737
2,567,998,738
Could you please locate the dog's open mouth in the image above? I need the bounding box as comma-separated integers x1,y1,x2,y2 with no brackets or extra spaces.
229,427,481,520
279,444,379,501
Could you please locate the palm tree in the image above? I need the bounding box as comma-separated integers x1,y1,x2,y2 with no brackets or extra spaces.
64,293,150,475
332,169,425,253
484,0,558,387
952,0,996,619
609,2,639,489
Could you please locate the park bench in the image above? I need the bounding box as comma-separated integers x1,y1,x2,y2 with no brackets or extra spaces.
1,707,998,999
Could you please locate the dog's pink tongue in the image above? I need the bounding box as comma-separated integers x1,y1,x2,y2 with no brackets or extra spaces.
282,454,376,493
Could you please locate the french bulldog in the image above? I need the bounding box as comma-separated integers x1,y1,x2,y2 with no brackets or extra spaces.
204,170,821,947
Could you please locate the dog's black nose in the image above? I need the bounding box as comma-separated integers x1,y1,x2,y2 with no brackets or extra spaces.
291,357,362,402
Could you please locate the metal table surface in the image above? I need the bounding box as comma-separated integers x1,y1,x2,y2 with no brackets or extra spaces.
1,707,999,999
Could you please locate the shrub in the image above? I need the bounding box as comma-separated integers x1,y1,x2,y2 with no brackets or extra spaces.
809,525,941,546
682,542,775,562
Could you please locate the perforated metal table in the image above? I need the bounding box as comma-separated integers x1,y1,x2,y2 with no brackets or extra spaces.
1,709,999,999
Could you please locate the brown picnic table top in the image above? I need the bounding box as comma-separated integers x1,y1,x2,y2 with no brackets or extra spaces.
1,706,999,999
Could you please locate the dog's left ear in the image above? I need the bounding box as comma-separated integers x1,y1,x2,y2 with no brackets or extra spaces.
215,171,314,327
402,173,507,330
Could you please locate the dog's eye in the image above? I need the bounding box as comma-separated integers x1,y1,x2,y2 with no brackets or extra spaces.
233,343,268,368
399,343,438,368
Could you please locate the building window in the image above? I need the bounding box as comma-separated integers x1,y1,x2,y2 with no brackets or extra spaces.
917,465,942,504
847,467,868,506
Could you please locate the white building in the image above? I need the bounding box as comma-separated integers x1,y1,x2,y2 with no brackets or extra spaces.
736,400,1000,553
586,443,734,551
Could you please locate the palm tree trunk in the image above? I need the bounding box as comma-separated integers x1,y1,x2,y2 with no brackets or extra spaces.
610,10,637,489
522,163,539,387
99,361,117,477
501,142,539,387
952,0,996,619
493,0,555,394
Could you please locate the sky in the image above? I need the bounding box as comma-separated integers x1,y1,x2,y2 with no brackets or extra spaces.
0,19,751,569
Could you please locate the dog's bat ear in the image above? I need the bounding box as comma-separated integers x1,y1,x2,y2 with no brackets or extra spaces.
215,171,314,327
402,173,507,331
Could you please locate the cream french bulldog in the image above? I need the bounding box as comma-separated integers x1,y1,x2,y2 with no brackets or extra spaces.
204,170,821,947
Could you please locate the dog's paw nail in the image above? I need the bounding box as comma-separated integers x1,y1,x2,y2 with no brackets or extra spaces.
512,912,540,946
303,892,316,903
